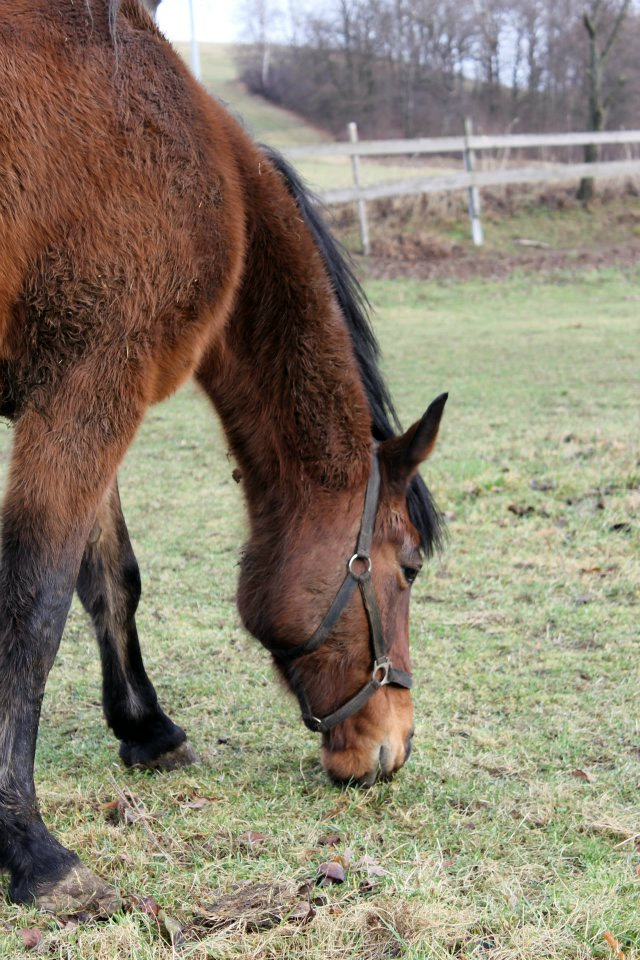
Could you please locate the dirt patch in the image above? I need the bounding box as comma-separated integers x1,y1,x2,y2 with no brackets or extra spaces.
332,181,640,280
370,232,461,262
360,237,640,282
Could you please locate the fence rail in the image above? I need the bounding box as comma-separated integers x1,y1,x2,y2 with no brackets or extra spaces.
285,129,640,159
283,126,640,250
319,159,640,205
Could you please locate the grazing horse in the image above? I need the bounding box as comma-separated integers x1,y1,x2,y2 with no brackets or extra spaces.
0,0,447,913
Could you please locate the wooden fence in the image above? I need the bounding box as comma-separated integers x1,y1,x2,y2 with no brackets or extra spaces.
284,125,640,252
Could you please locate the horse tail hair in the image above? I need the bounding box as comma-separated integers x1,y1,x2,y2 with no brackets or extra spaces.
261,145,443,555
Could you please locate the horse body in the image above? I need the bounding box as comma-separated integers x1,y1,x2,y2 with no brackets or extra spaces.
1,0,245,406
0,0,445,911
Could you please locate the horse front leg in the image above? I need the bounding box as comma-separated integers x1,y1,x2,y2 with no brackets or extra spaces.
76,480,197,770
0,385,143,911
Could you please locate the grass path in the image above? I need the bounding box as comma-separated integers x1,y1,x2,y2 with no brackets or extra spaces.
0,267,638,958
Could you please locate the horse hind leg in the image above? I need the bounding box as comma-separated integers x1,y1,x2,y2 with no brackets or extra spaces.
76,481,198,771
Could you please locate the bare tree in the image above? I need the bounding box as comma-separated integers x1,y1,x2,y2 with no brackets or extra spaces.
240,0,284,90
578,0,632,198
237,0,640,140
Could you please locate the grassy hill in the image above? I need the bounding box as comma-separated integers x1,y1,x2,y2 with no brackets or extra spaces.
172,43,435,194
173,43,327,148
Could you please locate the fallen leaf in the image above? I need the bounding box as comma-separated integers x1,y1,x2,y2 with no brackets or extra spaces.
603,930,627,960
317,833,340,847
99,798,125,821
99,792,146,825
238,831,267,846
571,768,594,783
18,928,43,949
317,861,345,884
127,895,161,917
332,847,353,869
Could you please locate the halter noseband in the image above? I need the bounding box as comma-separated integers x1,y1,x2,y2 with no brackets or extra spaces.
269,456,413,734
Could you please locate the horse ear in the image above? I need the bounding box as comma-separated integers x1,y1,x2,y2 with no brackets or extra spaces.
379,392,448,487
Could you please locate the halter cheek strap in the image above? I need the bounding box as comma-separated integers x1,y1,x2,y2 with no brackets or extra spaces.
269,456,413,734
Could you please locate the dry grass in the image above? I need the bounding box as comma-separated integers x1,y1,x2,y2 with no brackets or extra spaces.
0,266,639,958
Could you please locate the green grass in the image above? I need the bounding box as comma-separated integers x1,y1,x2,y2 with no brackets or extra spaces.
0,267,638,958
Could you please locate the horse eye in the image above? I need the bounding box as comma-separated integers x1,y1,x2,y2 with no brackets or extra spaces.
402,566,420,584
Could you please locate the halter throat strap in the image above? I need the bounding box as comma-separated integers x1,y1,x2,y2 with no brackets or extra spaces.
270,456,413,734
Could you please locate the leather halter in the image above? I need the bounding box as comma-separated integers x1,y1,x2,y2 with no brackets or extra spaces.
270,456,413,733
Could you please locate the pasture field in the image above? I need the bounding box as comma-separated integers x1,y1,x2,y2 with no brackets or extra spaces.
0,266,638,958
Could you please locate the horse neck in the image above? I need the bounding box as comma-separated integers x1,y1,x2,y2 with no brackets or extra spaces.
197,153,372,531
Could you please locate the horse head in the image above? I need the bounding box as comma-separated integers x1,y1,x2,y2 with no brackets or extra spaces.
237,394,447,786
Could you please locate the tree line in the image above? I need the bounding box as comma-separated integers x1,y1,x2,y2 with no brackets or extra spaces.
237,0,639,144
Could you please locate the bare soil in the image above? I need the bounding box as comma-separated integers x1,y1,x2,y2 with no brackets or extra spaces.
362,235,640,281
332,182,640,280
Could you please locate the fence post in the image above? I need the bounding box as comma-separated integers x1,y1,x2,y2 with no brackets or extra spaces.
464,117,483,246
188,0,201,80
348,122,371,256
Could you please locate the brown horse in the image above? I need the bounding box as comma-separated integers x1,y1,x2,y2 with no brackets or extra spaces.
0,0,447,913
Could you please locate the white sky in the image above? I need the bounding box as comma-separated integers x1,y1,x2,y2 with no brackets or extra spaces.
157,0,241,44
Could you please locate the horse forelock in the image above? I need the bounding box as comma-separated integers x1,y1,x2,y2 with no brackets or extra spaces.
259,146,443,557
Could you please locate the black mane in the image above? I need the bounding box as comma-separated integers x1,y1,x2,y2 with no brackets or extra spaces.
262,146,443,556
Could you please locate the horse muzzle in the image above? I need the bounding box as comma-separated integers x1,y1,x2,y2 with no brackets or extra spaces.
322,728,414,788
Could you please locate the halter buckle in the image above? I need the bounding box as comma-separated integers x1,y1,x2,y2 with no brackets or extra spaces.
348,553,372,580
372,657,391,685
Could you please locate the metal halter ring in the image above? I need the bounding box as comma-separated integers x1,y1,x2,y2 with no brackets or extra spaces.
372,658,391,685
348,553,372,580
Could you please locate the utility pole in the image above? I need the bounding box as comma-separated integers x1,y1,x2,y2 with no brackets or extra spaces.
188,0,201,81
